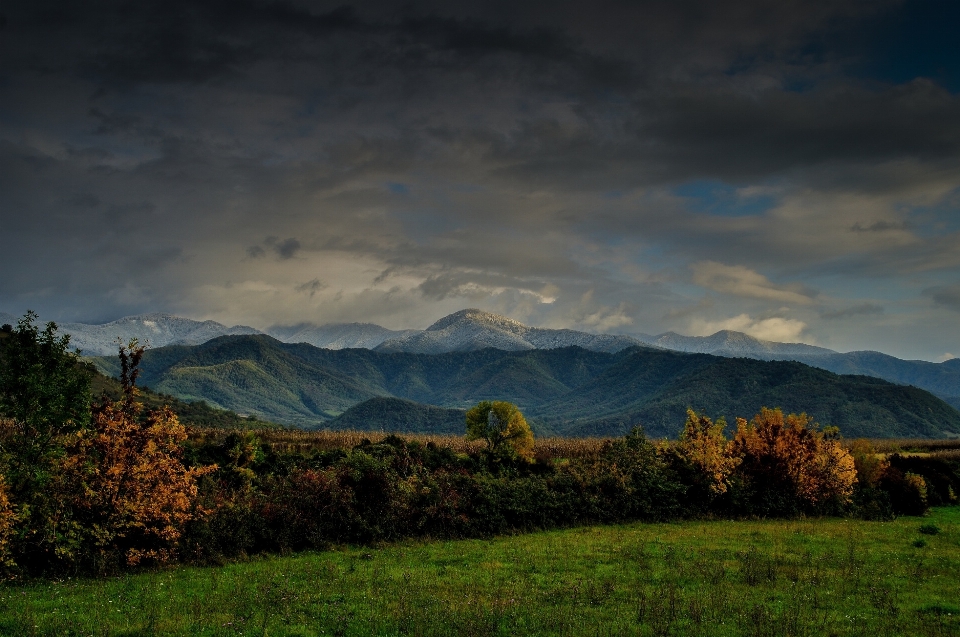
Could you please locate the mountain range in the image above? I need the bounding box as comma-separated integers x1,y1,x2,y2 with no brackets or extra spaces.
88,333,960,439
4,308,959,412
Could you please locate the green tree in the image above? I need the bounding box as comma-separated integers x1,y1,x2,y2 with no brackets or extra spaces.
0,311,92,572
465,400,534,460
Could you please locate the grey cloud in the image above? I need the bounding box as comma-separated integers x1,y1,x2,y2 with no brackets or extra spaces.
248,237,303,260
850,221,910,233
416,271,535,301
64,193,100,207
820,303,884,320
295,278,327,296
1,0,959,360
925,285,960,312
274,238,301,260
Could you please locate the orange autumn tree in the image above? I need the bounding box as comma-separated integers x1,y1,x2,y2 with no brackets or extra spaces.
731,407,856,515
72,342,215,568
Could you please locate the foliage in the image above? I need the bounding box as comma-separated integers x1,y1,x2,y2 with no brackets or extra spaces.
465,400,534,460
0,312,91,440
0,312,93,574
730,407,857,516
673,409,740,496
879,466,929,516
849,438,889,487
0,476,15,568
69,342,217,569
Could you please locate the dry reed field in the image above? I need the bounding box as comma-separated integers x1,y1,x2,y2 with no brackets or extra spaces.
187,427,614,459
188,426,960,461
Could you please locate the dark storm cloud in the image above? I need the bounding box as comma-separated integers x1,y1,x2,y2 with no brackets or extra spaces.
1,0,959,358
925,285,960,312
274,238,301,260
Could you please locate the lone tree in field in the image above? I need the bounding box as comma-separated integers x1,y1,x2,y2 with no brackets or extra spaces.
465,400,534,461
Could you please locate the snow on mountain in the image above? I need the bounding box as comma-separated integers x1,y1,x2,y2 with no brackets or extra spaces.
375,308,647,354
56,313,263,356
6,307,959,406
267,323,420,349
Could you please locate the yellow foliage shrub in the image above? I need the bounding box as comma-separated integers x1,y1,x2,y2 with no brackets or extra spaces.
675,409,740,495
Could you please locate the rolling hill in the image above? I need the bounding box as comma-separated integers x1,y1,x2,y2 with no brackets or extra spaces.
328,397,466,434
11,308,957,408
90,335,960,439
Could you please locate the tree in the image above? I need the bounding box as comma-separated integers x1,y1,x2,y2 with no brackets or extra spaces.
730,407,856,515
465,400,534,461
0,312,91,455
70,341,216,568
0,312,92,572
674,409,740,496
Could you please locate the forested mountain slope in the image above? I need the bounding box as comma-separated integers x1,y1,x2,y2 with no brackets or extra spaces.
91,335,960,439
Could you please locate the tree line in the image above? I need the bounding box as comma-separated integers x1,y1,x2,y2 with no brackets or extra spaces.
0,313,953,578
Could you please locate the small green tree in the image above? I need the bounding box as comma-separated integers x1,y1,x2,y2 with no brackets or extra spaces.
465,400,534,461
0,311,92,572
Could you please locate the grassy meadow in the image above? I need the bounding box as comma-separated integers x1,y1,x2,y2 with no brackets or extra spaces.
2,507,958,636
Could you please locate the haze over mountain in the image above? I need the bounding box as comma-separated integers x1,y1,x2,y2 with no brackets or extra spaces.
645,331,834,358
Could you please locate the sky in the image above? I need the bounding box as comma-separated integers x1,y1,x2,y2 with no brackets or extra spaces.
1,0,959,361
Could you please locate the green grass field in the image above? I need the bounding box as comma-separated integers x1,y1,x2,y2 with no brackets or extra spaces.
2,508,959,636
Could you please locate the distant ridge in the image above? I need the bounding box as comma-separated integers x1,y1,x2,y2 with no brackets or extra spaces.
6,308,959,404
645,330,834,358
56,313,262,356
88,335,960,439
267,322,419,349
375,308,647,354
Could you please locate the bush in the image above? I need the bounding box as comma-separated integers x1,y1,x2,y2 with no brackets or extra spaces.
879,464,928,516
729,408,857,517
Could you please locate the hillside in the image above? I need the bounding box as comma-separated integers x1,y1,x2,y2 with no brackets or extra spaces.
88,363,282,429
327,397,465,434
534,354,960,439
90,335,960,438
12,308,958,405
